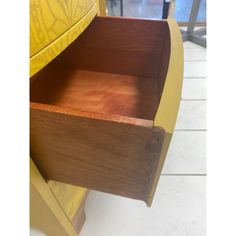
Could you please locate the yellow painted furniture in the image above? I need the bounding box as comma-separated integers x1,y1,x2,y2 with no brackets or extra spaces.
30,0,106,235
30,16,183,206
30,0,98,77
30,160,83,236
30,0,183,234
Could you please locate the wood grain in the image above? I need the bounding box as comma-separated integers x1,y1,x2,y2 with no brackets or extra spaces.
30,16,178,205
30,102,165,202
50,16,169,78
31,69,160,120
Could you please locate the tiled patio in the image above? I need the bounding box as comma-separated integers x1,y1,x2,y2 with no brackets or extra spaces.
80,41,207,236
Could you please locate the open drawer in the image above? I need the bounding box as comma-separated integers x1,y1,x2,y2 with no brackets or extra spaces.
30,16,183,206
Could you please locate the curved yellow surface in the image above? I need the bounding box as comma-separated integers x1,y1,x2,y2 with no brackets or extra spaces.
154,19,184,133
30,0,96,57
147,19,184,206
30,2,98,77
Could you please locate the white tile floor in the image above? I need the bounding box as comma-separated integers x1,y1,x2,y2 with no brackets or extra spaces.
182,79,206,100
175,101,206,130
184,62,206,78
79,41,207,236
162,131,206,174
80,176,206,236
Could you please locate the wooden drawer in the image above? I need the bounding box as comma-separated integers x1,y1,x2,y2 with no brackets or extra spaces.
30,16,183,206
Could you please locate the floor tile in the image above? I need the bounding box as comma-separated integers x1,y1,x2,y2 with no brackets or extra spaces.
175,101,206,130
184,61,206,77
30,228,46,236
182,79,206,99
183,40,204,48
184,44,206,61
162,131,206,174
80,176,206,236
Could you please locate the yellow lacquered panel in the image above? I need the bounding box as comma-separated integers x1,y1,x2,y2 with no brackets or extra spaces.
147,19,184,206
154,19,184,133
30,159,77,236
30,0,96,57
30,3,98,77
48,181,87,221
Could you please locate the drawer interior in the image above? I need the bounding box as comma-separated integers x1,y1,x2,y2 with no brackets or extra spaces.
30,16,170,122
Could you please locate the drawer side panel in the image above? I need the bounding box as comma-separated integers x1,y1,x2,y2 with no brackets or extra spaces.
30,105,164,203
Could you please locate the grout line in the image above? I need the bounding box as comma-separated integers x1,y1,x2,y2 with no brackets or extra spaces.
180,99,206,102
161,174,206,176
184,47,206,50
181,99,207,101
184,77,207,79
175,129,207,131
184,77,206,79
184,60,206,62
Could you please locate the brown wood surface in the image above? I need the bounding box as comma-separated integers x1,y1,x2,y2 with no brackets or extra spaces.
31,69,160,120
31,102,165,202
30,16,172,204
50,16,169,78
